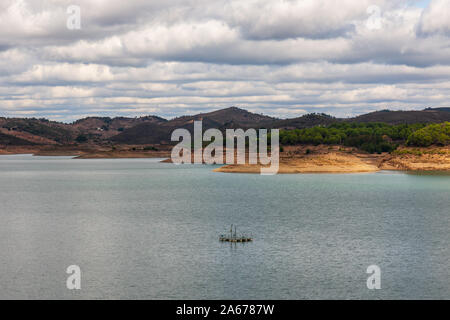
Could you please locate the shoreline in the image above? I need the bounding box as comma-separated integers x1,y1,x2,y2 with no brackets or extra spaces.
0,145,172,159
213,151,381,174
214,146,450,174
1,145,449,173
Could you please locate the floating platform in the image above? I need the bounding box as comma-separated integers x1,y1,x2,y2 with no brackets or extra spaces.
220,225,253,243
219,236,253,243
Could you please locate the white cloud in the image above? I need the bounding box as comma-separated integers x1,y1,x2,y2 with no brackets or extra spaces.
0,0,450,121
13,63,114,83
226,0,380,40
417,0,450,36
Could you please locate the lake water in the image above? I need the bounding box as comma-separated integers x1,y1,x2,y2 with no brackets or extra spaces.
0,155,448,300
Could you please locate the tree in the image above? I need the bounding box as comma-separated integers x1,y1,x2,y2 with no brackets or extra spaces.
76,135,88,143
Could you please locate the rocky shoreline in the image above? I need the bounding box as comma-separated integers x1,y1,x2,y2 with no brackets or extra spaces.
1,145,449,173
214,146,450,174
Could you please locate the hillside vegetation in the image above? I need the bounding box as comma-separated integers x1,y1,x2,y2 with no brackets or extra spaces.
1,107,450,147
407,122,450,147
279,122,445,153
0,132,37,146
1,119,73,143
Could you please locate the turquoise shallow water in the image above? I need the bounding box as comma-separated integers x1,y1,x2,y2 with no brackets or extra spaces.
0,155,449,299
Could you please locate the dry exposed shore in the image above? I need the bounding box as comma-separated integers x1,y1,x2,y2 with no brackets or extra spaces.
1,145,449,173
74,150,171,159
214,146,450,174
0,145,171,159
213,146,381,174
214,153,380,174
379,147,450,172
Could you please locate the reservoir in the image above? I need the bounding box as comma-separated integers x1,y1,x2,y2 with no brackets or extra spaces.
0,155,448,299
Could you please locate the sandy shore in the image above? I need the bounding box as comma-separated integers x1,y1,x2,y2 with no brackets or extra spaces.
2,144,449,173
379,147,450,171
162,146,383,173
214,152,381,174
214,146,450,174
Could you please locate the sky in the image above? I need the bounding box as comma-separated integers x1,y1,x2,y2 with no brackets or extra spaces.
0,0,449,122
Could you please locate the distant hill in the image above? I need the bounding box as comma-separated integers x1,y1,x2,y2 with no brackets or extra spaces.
167,107,275,129
349,109,450,124
0,107,449,146
0,115,167,145
0,131,37,146
111,107,276,144
272,113,338,129
71,116,167,142
426,107,450,112
0,118,74,144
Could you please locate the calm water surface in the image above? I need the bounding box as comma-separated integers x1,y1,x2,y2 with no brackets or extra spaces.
0,155,449,299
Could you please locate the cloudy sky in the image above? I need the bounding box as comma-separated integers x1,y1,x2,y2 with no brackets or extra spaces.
1,0,449,122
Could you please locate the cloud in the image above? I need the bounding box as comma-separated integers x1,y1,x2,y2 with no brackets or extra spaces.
225,0,371,40
12,63,114,84
0,0,450,121
417,0,450,36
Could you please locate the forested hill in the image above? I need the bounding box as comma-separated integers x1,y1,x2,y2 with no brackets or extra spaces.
0,107,449,146
280,122,450,154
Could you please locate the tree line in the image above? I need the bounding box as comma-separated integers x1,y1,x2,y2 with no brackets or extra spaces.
279,122,450,153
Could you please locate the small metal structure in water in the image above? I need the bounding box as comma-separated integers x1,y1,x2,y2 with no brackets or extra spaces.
219,224,253,243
